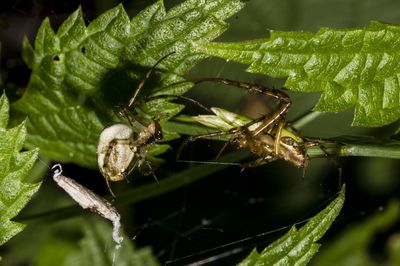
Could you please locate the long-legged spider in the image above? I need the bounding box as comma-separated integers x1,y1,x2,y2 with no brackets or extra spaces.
179,78,318,169
97,54,172,197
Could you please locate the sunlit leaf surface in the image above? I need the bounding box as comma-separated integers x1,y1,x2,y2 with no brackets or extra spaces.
13,0,246,168
0,94,40,246
196,21,400,127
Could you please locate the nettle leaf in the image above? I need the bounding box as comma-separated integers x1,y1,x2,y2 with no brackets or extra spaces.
13,0,246,168
0,94,40,246
238,185,345,266
195,21,400,127
35,218,159,266
313,200,400,266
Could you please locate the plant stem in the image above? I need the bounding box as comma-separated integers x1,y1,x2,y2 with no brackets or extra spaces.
307,140,400,159
292,111,323,128
165,116,400,160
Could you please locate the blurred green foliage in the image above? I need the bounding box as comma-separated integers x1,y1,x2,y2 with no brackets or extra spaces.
313,200,400,266
34,218,159,266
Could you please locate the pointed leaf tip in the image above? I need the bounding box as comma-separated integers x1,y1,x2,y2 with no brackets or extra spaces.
0,94,40,246
0,93,9,129
239,184,345,265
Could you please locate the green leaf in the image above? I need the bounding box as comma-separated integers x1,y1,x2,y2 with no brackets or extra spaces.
313,200,400,266
13,0,246,168
238,185,345,266
34,218,159,266
388,233,400,266
195,21,400,127
0,93,41,246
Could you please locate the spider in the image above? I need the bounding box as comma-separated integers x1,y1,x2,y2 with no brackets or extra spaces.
97,120,162,197
178,78,319,169
97,54,171,197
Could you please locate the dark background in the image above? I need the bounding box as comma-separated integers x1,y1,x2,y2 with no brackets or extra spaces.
1,0,400,265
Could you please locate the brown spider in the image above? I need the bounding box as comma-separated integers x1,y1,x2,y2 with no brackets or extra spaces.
96,54,172,197
179,78,319,169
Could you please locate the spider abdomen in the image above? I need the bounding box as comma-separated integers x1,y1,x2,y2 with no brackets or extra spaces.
97,123,139,181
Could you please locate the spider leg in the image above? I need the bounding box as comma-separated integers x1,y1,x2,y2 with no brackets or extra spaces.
102,139,120,197
118,53,176,127
144,159,159,184
304,139,343,189
193,77,289,102
146,94,212,114
273,120,286,155
215,140,231,160
104,175,116,198
192,78,291,137
176,127,243,161
123,139,161,185
118,107,138,128
240,156,276,168
128,52,175,108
